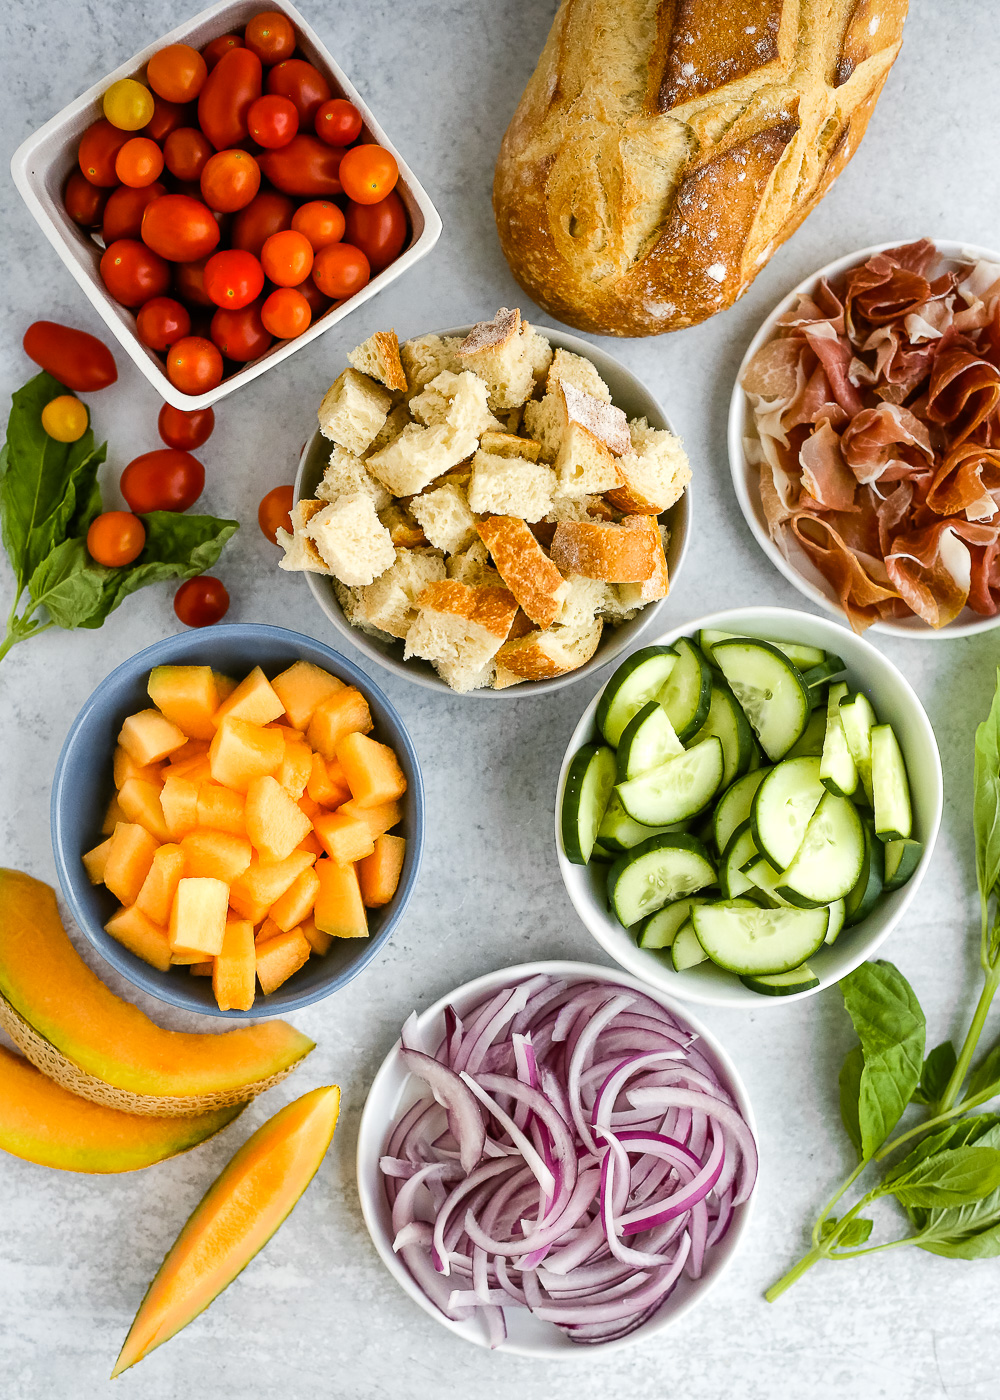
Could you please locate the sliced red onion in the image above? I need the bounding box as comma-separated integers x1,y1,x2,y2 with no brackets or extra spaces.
401,1048,486,1175
627,1087,759,1204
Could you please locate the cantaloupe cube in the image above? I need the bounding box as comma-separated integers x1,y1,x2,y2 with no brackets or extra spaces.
167,739,211,775
298,792,320,819
214,666,285,727
228,850,316,924
113,745,163,790
148,665,224,740
338,798,402,841
213,917,256,1012
171,947,210,965
314,858,368,939
298,830,324,857
117,777,171,843
306,688,373,761
313,810,375,866
135,844,186,927
256,929,312,995
305,752,349,807
104,822,160,906
359,835,406,908
160,774,201,839
209,718,284,793
255,916,283,945
337,733,407,808
118,709,187,766
102,794,126,835
268,867,320,932
277,736,313,801
271,660,345,731
301,915,333,956
245,776,313,864
190,960,214,976
168,876,229,956
179,830,252,883
104,904,172,972
197,784,247,836
82,837,114,885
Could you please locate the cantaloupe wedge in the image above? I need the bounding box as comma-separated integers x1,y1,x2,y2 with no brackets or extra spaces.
0,871,314,1115
0,1047,242,1175
118,777,171,843
358,835,406,908
313,859,368,939
119,709,188,767
209,718,284,793
196,783,247,836
276,736,313,800
255,929,312,995
245,776,312,863
306,687,372,760
112,1085,340,1376
270,660,344,730
336,732,408,808
313,810,375,866
160,774,201,839
214,665,285,728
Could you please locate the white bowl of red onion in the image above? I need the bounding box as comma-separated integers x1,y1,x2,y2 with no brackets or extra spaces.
356,960,757,1357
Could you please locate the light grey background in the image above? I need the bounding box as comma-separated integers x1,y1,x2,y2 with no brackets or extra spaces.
1,2,998,1396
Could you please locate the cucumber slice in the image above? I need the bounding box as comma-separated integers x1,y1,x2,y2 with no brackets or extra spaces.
657,638,712,741
825,898,846,944
689,684,754,788
839,692,877,804
671,921,708,971
561,744,617,865
596,646,678,747
748,743,763,772
775,792,865,906
751,756,826,871
616,701,684,781
883,838,923,891
742,856,795,908
820,682,858,798
711,767,770,854
844,821,884,926
786,707,826,759
616,737,725,826
712,639,811,761
692,900,829,975
800,656,847,691
598,792,688,852
607,834,716,927
741,964,820,996
721,820,758,899
591,841,615,862
698,629,827,669
871,724,913,841
638,896,708,949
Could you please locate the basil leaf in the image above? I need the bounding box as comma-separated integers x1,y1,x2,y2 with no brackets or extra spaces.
26,538,107,629
883,1145,1000,1209
967,1042,1000,1103
912,1040,957,1106
834,1217,874,1248
974,670,1000,918
912,1119,1000,1257
839,961,925,1160
839,1044,864,1156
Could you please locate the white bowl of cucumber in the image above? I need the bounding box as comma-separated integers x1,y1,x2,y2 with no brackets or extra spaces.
556,606,943,1008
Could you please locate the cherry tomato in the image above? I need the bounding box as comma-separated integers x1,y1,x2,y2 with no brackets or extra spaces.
258,484,295,542
141,193,221,261
175,575,229,627
168,336,223,394
247,94,298,148
210,300,272,361
136,296,191,350
158,402,215,451
260,229,313,286
64,170,109,228
200,149,261,213
173,256,213,306
245,11,296,63
291,199,344,251
339,144,398,205
142,95,189,143
163,127,214,181
41,396,88,443
78,118,129,187
231,190,295,257
23,322,118,391
203,249,265,309
198,47,262,150
314,98,362,147
103,79,155,132
100,239,171,306
88,511,145,567
102,182,166,242
312,242,370,299
147,44,208,104
344,190,407,273
202,34,243,70
266,60,330,124
115,137,164,188
121,448,205,513
296,274,332,318
256,135,342,196
261,287,311,339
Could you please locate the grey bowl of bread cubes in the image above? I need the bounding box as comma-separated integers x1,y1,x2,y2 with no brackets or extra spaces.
286,309,692,695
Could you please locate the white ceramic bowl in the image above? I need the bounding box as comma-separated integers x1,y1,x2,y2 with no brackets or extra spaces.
295,324,691,695
356,958,757,1358
556,605,943,1009
10,0,441,411
728,238,1000,637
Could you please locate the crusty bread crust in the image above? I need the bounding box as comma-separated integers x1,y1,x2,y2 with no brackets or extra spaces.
495,619,603,680
550,519,657,582
477,515,570,628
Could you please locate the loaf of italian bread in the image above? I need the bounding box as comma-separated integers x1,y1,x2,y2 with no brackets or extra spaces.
493,0,908,336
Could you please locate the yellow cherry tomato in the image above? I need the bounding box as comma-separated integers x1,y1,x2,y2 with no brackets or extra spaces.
103,79,155,131
41,395,89,443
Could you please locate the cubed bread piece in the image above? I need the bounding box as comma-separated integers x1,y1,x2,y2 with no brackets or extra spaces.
457,308,536,410
599,587,640,623
495,619,603,681
404,580,518,693
333,581,397,643
561,382,630,456
545,493,606,524
606,417,692,515
318,369,393,456
447,538,503,588
378,501,429,548
545,347,612,402
367,419,479,497
522,393,563,463
477,516,569,628
521,321,554,386
550,520,657,582
491,664,526,690
277,499,332,575
408,370,496,437
306,494,395,587
410,481,478,555
400,333,462,392
365,402,411,459
467,449,556,521
615,517,670,604
348,329,407,393
556,574,606,630
355,547,447,639
555,422,621,497
317,444,391,512
479,430,541,462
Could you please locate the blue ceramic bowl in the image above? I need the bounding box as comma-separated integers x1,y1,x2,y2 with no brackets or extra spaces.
51,623,424,1019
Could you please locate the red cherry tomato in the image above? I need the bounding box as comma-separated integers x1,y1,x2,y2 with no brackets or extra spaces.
230,189,295,256
312,242,370,299
87,511,145,567
245,12,296,64
142,95,189,143
115,137,164,188
296,274,331,317
256,135,342,196
197,47,262,150
163,126,214,181
147,44,208,104
261,287,311,339
173,256,213,306
266,59,331,124
291,199,344,251
201,34,243,71
174,575,229,627
247,93,298,148
210,300,272,362
158,402,215,450
141,193,221,261
200,149,261,213
136,296,191,350
203,248,265,309
260,229,313,286
121,448,205,513
102,182,167,243
100,239,171,306
23,322,118,392
64,171,110,228
168,336,223,394
258,484,295,542
338,144,398,205
344,190,407,272
78,118,129,186
314,98,362,147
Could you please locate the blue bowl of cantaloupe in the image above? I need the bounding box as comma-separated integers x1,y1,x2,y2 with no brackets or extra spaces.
51,624,424,1019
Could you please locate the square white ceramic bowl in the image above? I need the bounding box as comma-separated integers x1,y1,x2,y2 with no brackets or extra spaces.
556,606,943,1009
10,0,442,411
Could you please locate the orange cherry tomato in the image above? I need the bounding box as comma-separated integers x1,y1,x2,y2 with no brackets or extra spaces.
203,249,265,309
247,93,298,148
64,170,109,227
260,229,313,286
258,484,295,542
115,137,164,188
100,239,171,306
142,193,221,261
163,127,214,181
143,95,189,143
312,242,370,299
244,11,296,65
41,395,89,443
339,144,398,205
210,300,272,362
200,149,261,213
23,321,118,391
197,47,262,150
314,98,362,147
291,199,344,251
256,135,342,196
296,274,331,317
344,190,407,273
78,118,129,187
174,575,229,627
136,296,191,350
202,33,243,71
266,59,330,124
261,287,311,339
173,256,213,306
168,336,223,394
147,44,208,104
102,182,167,243
158,402,215,451
121,448,205,513
87,511,145,567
